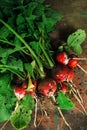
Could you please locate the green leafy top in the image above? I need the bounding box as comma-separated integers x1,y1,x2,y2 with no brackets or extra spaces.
66,29,86,54
0,0,63,79
0,1,63,129
10,94,34,130
0,73,16,122
56,91,75,110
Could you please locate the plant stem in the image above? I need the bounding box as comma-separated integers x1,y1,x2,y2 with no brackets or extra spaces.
0,39,14,46
0,19,45,78
0,65,25,80
39,37,54,68
39,42,54,68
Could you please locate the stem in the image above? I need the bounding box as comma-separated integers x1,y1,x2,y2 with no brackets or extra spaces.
39,37,54,68
39,42,54,68
0,38,31,56
0,39,14,46
26,73,34,91
0,19,45,78
0,65,25,80
77,64,87,74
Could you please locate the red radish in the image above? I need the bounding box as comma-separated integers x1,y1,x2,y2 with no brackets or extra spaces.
56,52,69,65
52,64,74,83
68,59,78,68
52,64,69,83
59,84,67,94
68,58,87,74
22,82,28,89
67,69,74,81
14,87,26,100
38,79,57,96
28,91,36,98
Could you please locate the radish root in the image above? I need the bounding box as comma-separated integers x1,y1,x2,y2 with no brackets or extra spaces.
0,120,9,130
51,95,72,130
73,58,87,61
34,98,38,127
57,107,72,130
77,64,87,74
72,90,87,115
69,82,87,115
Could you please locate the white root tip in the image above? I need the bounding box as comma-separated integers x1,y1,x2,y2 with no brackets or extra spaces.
57,107,72,130
77,64,87,74
73,58,87,61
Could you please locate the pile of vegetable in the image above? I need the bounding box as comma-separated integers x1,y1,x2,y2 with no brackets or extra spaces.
0,0,87,130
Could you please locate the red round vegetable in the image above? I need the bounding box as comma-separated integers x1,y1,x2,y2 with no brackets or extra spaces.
67,69,74,81
56,52,69,65
52,64,69,83
22,82,28,89
28,91,36,98
59,84,67,93
14,87,26,100
38,79,57,96
68,59,78,68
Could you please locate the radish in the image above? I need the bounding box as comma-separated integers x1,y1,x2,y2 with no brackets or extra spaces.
52,64,74,83
56,52,69,65
68,59,78,68
38,78,72,130
22,82,28,89
14,87,26,100
38,79,57,96
52,64,69,83
68,58,87,73
67,69,74,81
28,91,36,98
59,84,67,94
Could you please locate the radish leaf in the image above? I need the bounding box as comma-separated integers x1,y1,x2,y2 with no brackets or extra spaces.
67,29,86,54
10,94,34,130
0,73,16,122
56,91,75,110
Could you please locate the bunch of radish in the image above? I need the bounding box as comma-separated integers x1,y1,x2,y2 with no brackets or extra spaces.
56,52,87,73
55,52,87,113
14,76,38,127
13,51,87,130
